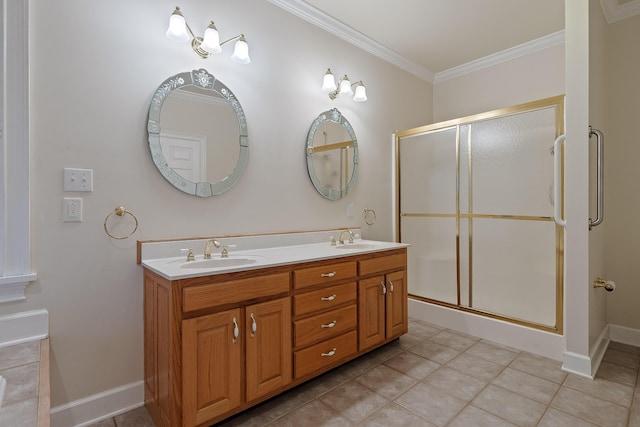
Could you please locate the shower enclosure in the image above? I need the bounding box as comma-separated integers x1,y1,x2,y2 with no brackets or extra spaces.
396,96,564,333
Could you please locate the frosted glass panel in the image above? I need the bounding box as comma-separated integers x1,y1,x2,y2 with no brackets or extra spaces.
400,127,457,214
471,108,556,217
471,218,557,327
459,125,470,214
402,216,457,304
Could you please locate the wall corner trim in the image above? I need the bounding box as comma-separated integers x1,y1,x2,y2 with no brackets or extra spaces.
600,0,640,24
0,273,37,303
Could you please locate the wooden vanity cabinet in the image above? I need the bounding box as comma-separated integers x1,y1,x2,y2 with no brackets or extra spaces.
358,253,408,351
143,247,407,427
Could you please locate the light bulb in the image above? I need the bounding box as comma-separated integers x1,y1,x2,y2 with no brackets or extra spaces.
166,7,190,43
353,82,367,102
322,69,337,92
231,36,250,64
201,22,222,54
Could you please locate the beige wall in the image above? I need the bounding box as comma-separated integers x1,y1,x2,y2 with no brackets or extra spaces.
604,12,640,330
433,44,565,122
0,0,432,407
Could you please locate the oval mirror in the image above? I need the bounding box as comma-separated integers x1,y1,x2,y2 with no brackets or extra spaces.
147,69,248,197
306,108,359,200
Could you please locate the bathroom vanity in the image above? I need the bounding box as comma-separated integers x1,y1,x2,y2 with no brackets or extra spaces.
139,230,408,427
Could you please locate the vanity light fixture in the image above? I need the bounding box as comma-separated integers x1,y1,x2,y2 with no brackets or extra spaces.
165,6,250,64
321,68,367,102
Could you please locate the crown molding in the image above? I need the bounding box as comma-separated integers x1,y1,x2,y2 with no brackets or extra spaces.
267,0,435,82
434,30,565,84
600,0,640,23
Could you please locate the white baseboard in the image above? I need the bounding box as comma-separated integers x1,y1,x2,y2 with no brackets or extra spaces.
609,323,640,347
0,309,48,348
408,299,565,360
50,381,144,427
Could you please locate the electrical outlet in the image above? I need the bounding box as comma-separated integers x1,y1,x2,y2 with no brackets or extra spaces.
64,168,93,192
62,197,83,222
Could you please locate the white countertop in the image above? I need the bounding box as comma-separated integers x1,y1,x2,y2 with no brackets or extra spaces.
141,239,409,280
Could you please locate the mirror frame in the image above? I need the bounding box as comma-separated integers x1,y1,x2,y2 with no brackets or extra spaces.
147,69,248,197
306,108,359,200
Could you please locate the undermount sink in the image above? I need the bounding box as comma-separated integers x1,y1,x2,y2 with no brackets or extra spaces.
335,243,383,250
180,256,261,269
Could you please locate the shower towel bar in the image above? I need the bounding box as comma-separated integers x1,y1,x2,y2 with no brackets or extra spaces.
589,126,604,230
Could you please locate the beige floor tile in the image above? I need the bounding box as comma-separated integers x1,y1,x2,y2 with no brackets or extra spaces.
430,330,477,352
563,372,634,407
537,408,599,427
422,366,487,402
446,353,504,382
464,340,520,366
358,402,436,427
408,340,460,364
383,351,440,380
0,398,38,427
406,321,442,340
596,361,638,387
270,400,352,427
609,341,640,356
113,406,155,427
0,342,40,371
448,405,516,427
0,362,39,405
509,352,568,384
84,418,116,427
604,348,640,370
291,369,351,400
472,384,546,426
319,380,388,423
335,353,381,379
393,333,422,350
492,367,560,405
366,341,406,363
354,365,417,400
551,386,629,427
394,382,467,426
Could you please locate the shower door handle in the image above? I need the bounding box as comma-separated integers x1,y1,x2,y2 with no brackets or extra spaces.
589,127,604,230
553,134,566,227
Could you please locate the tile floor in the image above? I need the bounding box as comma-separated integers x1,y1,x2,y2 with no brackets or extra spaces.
93,318,640,426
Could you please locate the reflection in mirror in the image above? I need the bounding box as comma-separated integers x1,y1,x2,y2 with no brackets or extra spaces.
306,108,358,200
148,69,248,197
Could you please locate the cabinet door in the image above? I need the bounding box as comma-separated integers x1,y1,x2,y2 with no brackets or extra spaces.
358,275,386,350
245,297,292,402
386,270,408,339
182,309,242,427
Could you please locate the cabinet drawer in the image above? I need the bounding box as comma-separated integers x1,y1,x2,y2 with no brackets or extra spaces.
294,330,357,378
293,282,356,316
183,273,290,313
358,253,406,276
293,261,356,290
294,304,357,348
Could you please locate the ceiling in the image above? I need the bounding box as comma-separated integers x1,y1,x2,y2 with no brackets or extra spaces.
268,0,640,83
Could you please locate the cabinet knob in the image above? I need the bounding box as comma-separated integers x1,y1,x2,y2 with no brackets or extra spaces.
250,313,257,338
320,294,337,301
388,280,394,293
320,271,337,278
321,320,337,329
232,317,239,343
380,281,387,295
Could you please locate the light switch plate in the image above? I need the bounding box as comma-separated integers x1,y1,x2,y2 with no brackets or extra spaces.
64,168,93,192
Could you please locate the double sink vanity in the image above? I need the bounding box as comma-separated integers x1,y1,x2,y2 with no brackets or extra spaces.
140,229,409,427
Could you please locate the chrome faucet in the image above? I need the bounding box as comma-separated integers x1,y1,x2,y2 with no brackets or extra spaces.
338,229,354,244
203,240,221,259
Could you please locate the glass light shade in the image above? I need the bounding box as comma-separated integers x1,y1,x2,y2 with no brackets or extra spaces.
201,23,222,53
339,75,353,96
353,82,367,102
166,10,190,43
231,38,250,64
322,69,337,92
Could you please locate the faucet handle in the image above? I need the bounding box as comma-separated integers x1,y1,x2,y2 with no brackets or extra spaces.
330,236,336,246
180,248,195,261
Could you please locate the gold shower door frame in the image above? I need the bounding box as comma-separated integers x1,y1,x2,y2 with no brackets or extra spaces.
395,95,565,334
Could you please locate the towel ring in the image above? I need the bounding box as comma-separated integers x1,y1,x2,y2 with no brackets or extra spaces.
363,208,376,225
104,206,138,240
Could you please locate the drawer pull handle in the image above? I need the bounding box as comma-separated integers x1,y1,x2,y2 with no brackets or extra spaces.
232,317,239,344
321,348,337,357
388,280,394,293
250,313,257,338
321,321,337,329
380,281,387,295
320,271,337,278
320,294,337,301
